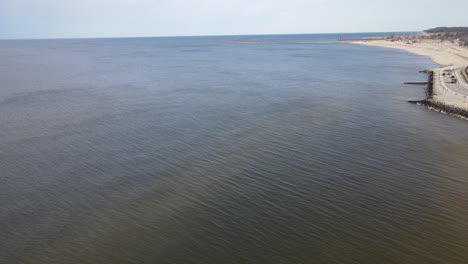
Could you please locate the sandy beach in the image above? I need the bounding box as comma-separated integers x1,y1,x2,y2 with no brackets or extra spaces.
352,39,468,110
351,39,468,67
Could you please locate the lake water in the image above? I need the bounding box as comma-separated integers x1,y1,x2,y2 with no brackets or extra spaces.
1,33,468,263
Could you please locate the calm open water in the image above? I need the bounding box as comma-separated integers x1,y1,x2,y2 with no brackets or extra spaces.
1,33,468,264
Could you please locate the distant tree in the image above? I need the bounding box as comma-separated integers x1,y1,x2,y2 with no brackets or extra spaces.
425,27,468,33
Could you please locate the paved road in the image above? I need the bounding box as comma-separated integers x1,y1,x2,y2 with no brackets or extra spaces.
454,68,468,86
438,67,468,98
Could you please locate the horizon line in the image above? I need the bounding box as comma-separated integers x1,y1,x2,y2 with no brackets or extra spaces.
0,30,420,41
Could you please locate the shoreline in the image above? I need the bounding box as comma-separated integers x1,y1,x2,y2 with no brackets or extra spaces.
350,39,468,113
350,39,468,67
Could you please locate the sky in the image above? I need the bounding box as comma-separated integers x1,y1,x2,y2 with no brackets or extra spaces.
0,0,467,39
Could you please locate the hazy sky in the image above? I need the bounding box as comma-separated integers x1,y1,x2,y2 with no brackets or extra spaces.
1,0,467,39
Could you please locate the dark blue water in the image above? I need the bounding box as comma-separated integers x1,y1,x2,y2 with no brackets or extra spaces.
1,33,468,264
